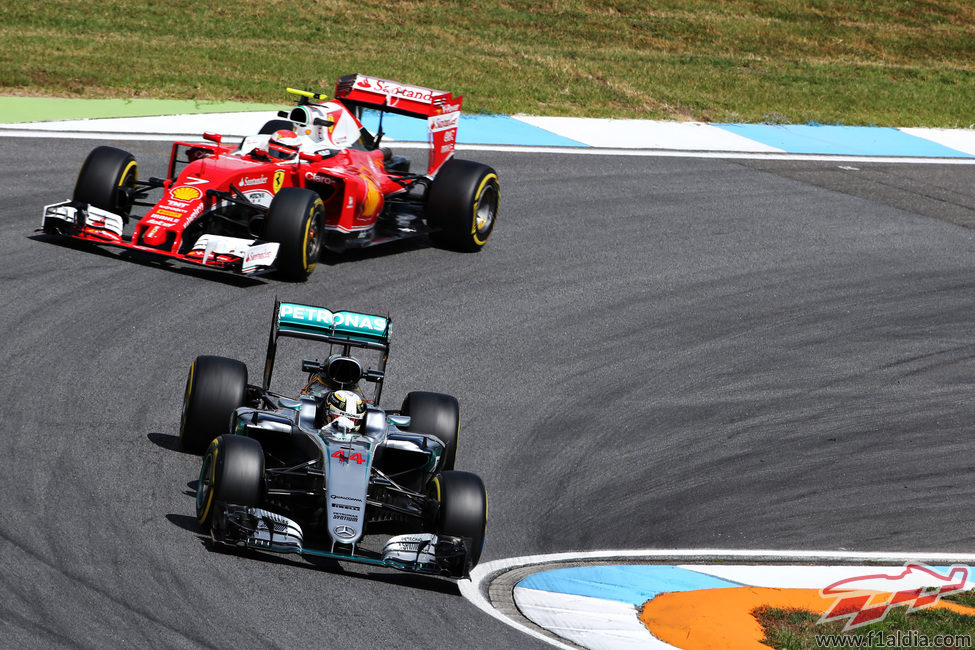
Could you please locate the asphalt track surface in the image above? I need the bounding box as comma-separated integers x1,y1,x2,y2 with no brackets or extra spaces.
3,137,975,648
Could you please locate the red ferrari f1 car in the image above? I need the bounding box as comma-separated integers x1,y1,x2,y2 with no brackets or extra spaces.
41,74,500,280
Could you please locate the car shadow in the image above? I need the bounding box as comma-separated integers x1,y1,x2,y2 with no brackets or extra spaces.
35,229,470,280
167,513,201,534
147,432,194,455
165,514,460,595
30,233,267,287
232,543,461,595
320,234,433,266
167,479,461,596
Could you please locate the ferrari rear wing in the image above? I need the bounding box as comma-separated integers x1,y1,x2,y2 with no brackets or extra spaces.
334,74,462,175
263,299,391,392
334,74,459,118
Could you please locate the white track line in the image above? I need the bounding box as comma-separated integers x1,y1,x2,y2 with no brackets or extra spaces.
5,127,975,164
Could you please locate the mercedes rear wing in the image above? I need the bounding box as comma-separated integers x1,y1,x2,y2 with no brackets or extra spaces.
263,300,391,400
334,74,462,175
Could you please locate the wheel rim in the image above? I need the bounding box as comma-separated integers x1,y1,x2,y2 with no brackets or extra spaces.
115,161,138,216
474,183,498,235
303,213,323,271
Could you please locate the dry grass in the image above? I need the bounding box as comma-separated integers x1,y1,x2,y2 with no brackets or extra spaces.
2,1,974,126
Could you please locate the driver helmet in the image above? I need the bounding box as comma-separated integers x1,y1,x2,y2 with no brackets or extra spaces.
267,129,301,160
326,389,366,434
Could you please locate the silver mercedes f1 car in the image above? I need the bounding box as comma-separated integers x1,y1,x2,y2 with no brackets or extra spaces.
179,300,487,578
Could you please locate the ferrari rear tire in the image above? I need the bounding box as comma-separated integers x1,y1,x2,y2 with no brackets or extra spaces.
259,119,294,135
73,146,139,218
196,434,264,529
179,355,248,455
426,159,499,252
264,187,325,281
434,471,488,567
401,391,460,471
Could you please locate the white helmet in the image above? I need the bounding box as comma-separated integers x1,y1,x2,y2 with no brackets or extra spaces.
326,390,365,434
268,129,301,160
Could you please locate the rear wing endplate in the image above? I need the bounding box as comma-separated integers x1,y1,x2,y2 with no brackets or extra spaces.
334,73,462,175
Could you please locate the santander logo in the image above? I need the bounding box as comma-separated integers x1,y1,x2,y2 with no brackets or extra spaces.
355,76,433,103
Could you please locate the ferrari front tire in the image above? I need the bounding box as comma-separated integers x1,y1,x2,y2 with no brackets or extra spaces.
196,434,264,529
434,471,488,567
73,146,138,218
401,391,460,471
426,159,499,252
179,355,248,455
264,187,325,281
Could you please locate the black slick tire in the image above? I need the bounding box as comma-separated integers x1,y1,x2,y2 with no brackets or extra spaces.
401,391,460,471
434,470,488,567
179,355,248,455
426,159,499,252
196,434,264,528
264,187,325,281
73,146,138,217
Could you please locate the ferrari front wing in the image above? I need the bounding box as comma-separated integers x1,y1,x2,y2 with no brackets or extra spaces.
41,201,280,275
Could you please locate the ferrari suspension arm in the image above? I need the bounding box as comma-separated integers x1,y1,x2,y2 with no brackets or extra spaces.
127,177,166,207
205,186,268,213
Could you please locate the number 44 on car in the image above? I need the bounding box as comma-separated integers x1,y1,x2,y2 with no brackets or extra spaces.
180,300,488,578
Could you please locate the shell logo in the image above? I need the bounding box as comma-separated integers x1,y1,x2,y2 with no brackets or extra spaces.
171,186,202,201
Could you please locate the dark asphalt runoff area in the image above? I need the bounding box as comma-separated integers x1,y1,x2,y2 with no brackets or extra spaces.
1,137,975,648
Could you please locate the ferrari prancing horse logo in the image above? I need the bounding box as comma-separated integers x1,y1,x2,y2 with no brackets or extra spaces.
273,169,286,194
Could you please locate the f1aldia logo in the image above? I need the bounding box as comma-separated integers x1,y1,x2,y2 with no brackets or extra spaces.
818,563,969,631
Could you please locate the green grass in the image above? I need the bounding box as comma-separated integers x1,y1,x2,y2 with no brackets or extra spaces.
2,1,975,126
945,590,975,607
755,594,975,650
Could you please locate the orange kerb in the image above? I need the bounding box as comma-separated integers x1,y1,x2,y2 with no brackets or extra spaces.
640,586,975,650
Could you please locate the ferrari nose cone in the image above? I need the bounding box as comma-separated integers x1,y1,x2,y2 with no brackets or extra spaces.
143,225,168,245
